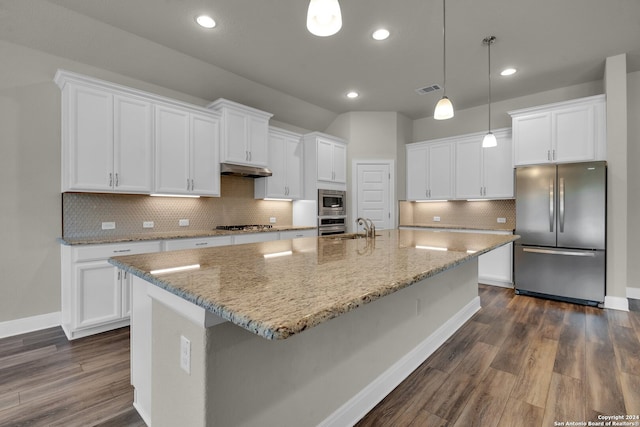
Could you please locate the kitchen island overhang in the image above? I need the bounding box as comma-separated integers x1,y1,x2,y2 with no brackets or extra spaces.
110,229,518,427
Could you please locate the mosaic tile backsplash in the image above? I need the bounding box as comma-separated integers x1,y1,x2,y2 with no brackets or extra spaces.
63,176,293,239
399,199,516,230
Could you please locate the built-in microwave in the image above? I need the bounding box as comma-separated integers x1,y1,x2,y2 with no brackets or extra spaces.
318,189,346,217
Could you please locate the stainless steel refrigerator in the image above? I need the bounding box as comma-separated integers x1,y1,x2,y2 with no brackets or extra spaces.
514,161,606,306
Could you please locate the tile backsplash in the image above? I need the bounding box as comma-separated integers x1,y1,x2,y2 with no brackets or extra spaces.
399,199,516,230
63,176,293,239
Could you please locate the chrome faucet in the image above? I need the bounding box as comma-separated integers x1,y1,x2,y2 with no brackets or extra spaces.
356,217,376,239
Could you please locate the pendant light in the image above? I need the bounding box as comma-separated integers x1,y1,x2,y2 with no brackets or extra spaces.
482,36,497,147
307,0,342,37
434,0,454,120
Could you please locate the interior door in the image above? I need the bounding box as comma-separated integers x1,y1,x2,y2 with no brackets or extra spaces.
356,162,391,230
515,165,557,247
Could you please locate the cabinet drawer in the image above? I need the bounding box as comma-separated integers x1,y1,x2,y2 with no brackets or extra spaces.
279,229,316,240
73,241,162,262
163,236,233,251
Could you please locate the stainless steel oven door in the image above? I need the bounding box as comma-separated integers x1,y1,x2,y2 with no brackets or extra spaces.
318,225,347,236
318,216,346,235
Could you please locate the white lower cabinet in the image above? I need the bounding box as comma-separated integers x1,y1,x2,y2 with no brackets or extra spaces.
61,241,162,340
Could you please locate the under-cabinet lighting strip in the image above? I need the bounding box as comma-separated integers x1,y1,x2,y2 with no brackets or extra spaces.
150,194,201,198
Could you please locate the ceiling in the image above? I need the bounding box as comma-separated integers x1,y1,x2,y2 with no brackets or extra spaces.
1,0,639,128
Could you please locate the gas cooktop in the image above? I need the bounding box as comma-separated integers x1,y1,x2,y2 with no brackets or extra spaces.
215,225,273,231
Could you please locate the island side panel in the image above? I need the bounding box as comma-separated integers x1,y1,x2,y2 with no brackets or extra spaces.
149,258,479,427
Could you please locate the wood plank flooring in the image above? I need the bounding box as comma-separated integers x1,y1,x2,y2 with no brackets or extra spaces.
1,286,639,426
358,286,640,426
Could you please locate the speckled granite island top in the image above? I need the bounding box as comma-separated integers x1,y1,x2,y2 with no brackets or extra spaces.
109,229,518,340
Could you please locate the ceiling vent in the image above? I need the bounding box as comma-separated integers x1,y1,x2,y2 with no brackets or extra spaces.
415,84,442,95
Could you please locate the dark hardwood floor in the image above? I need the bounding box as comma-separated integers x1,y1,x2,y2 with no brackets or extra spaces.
1,286,639,426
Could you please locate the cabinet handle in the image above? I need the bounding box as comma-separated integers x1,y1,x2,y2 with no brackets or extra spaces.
195,242,208,246
109,173,113,187
187,178,190,191
191,179,194,191
117,270,121,280
113,249,131,253
115,173,119,187
124,271,127,280
547,150,551,161
249,151,252,161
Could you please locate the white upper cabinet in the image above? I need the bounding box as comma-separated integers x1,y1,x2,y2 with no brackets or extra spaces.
455,128,513,199
255,127,303,199
155,104,220,196
58,77,153,193
406,141,454,200
510,95,606,166
303,132,348,197
207,98,273,167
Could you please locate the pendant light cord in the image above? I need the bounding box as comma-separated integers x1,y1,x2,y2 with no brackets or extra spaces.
442,0,447,96
487,37,491,132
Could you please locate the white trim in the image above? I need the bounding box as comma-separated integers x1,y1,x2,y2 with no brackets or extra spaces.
627,287,640,300
351,159,396,233
0,312,61,339
318,296,481,427
133,400,152,427
479,279,513,288
604,295,629,312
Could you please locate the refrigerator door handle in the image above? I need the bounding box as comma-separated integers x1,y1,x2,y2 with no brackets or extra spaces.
559,177,565,233
523,247,596,257
549,179,555,232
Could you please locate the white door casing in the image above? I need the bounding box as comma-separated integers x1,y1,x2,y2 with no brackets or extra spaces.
352,160,394,232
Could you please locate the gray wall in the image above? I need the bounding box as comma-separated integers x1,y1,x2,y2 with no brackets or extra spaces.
627,70,640,290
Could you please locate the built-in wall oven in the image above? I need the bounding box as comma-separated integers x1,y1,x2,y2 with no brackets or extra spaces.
318,216,347,236
318,189,346,217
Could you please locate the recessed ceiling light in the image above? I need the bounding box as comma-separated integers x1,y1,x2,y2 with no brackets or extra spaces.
372,28,390,41
195,15,216,29
500,68,517,76
346,91,359,99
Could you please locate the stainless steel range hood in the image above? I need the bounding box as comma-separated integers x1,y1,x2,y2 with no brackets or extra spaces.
220,163,272,178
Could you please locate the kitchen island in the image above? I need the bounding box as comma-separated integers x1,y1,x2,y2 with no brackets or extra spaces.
110,229,518,427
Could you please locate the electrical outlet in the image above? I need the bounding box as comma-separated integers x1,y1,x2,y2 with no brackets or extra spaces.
497,217,507,224
101,222,116,230
269,217,276,224
143,221,154,228
179,219,189,227
180,335,191,374
433,216,441,222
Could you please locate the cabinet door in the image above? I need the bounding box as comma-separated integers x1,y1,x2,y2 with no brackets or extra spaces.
113,95,153,193
222,109,249,164
75,261,121,329
455,139,483,199
155,105,190,194
553,105,594,163
428,142,453,199
266,133,287,198
478,242,513,285
483,133,514,198
316,139,335,182
284,137,303,199
190,113,220,196
513,112,552,166
406,145,429,200
332,143,347,184
247,116,269,166
66,84,113,191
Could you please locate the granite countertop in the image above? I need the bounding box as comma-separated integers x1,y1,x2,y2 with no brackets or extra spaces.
400,223,515,232
109,229,518,340
59,225,317,245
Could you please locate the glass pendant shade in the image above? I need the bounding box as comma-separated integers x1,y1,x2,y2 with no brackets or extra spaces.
434,96,454,120
307,0,342,37
482,131,497,147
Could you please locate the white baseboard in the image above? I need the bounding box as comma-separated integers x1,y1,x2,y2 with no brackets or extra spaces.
318,296,481,427
479,279,513,289
604,296,629,312
0,312,61,339
627,287,640,300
